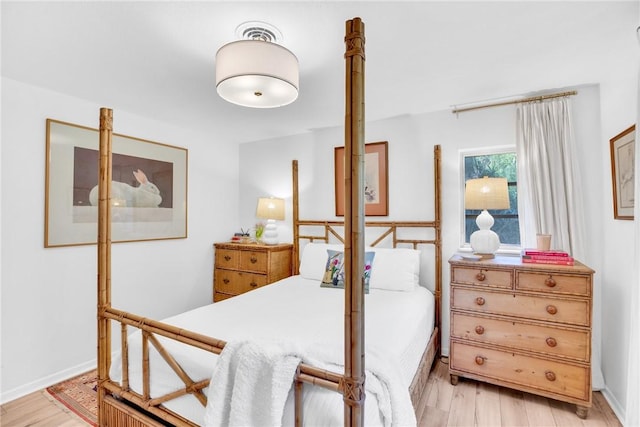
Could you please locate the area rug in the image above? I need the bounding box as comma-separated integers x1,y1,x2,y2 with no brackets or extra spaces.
46,370,97,426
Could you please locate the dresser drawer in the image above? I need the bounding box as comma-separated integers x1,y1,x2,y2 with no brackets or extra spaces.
215,249,239,269
239,250,268,273
450,341,590,402
517,271,590,297
451,266,513,289
214,270,267,295
452,287,590,326
451,312,590,361
213,292,235,302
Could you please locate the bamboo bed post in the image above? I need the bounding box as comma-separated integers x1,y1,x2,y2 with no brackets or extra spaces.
343,17,366,426
97,107,113,425
434,145,442,341
292,160,300,275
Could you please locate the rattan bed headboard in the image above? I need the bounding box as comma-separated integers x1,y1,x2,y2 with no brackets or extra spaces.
290,144,442,332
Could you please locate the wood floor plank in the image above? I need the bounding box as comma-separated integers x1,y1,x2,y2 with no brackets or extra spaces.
418,405,450,427
548,398,586,427
523,392,555,426
499,386,529,426
475,381,502,427
1,391,87,427
447,378,476,426
426,359,456,412
591,391,623,427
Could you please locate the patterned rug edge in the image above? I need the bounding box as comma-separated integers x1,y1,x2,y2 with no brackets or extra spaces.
45,370,98,426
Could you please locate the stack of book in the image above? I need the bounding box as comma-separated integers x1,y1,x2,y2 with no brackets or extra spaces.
521,249,574,266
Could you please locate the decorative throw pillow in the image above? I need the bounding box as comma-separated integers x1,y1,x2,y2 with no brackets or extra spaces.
321,250,375,293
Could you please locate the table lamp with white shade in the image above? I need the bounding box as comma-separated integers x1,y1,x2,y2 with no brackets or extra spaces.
465,177,510,258
256,197,285,245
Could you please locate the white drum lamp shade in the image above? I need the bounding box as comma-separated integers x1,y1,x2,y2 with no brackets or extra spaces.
465,177,510,257
256,197,285,245
216,40,299,108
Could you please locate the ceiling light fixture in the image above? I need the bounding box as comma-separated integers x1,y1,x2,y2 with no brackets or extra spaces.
215,21,299,108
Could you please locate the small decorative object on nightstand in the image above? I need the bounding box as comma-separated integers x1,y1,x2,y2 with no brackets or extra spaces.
213,242,293,301
448,254,594,419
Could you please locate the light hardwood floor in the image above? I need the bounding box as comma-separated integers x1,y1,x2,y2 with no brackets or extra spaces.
1,358,622,427
1,389,87,427
416,358,622,427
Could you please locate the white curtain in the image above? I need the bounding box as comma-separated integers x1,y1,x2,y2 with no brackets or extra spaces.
624,65,640,427
515,98,585,257
515,97,605,390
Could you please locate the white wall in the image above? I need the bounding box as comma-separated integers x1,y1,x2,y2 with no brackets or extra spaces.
238,83,640,415
597,48,640,419
0,78,240,402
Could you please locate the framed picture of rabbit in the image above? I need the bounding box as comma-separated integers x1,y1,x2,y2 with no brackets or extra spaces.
45,119,188,247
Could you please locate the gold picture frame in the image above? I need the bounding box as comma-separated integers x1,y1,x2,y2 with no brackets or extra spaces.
334,141,388,216
45,119,188,247
610,124,635,220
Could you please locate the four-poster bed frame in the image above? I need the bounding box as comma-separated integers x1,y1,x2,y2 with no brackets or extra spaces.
96,17,442,426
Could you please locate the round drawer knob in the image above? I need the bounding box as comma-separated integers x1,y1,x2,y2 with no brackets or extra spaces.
476,272,486,282
545,370,556,381
224,255,231,261
475,325,485,335
223,278,230,284
545,276,557,288
546,337,557,347
475,297,486,306
546,305,558,315
475,356,485,366
250,282,258,288
250,257,258,264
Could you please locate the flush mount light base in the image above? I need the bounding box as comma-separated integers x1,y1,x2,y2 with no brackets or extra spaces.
215,22,299,108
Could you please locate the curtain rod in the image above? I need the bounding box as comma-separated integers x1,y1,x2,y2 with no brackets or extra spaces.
451,90,578,114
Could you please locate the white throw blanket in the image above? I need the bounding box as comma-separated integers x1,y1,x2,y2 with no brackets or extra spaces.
203,340,416,427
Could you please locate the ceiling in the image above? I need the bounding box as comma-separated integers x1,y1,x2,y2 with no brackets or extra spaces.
2,1,638,145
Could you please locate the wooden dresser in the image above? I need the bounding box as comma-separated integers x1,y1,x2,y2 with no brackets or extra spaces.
448,254,594,418
213,242,293,302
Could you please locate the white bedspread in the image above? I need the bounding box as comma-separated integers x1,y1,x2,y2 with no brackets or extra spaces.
110,276,434,426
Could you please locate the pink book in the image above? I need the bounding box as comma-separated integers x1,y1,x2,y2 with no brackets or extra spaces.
522,254,575,262
522,249,569,257
522,258,574,266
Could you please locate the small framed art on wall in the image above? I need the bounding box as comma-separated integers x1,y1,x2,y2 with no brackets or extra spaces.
610,124,635,220
334,141,388,216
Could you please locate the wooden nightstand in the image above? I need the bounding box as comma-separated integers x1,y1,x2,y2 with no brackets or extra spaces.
448,254,594,418
213,242,293,302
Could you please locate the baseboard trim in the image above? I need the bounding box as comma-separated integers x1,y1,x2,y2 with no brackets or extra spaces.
1,359,96,405
601,385,625,424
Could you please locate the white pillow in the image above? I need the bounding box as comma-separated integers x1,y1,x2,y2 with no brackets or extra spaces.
299,243,344,280
368,247,420,291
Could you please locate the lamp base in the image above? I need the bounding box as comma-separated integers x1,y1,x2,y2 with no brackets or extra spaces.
261,219,278,245
470,210,501,256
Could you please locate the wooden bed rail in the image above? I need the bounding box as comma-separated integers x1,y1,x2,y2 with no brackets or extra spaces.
103,307,227,353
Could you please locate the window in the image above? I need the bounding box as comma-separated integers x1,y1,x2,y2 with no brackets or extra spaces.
462,148,521,248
